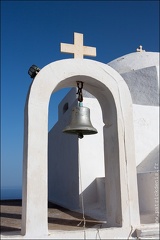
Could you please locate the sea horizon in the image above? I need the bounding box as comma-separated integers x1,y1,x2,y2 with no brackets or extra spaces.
0,187,22,200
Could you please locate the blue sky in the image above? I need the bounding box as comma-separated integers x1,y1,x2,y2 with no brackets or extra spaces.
1,0,159,198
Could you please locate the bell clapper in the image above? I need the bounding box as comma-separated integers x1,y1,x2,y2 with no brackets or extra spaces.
78,133,84,139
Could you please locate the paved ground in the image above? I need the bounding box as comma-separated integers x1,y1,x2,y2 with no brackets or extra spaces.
0,200,103,233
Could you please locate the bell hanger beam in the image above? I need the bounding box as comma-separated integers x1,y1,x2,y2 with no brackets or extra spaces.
76,81,84,104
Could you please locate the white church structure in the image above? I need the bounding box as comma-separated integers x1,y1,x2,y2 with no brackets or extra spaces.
1,33,159,239
48,45,159,236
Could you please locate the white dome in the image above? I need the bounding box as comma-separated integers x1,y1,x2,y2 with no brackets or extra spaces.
108,52,159,74
107,51,159,106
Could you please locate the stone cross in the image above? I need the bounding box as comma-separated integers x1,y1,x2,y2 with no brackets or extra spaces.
60,32,96,59
136,45,145,52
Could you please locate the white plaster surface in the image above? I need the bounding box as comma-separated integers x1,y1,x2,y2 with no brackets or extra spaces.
78,98,105,192
121,66,159,106
0,226,134,239
48,89,79,209
133,105,159,166
3,50,160,238
108,51,159,166
108,51,160,226
2,51,159,239
137,171,159,222
48,51,160,238
48,90,106,220
1,223,160,239
108,52,159,74
21,58,139,238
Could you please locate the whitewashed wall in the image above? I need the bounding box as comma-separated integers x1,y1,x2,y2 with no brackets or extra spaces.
108,52,159,167
48,89,105,211
48,52,159,223
108,52,159,223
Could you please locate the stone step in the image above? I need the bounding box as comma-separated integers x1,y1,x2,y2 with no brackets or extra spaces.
136,224,159,239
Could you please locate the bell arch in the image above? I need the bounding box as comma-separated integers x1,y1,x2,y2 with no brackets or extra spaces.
21,59,140,237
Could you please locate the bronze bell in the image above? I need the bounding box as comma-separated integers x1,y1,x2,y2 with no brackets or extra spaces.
63,106,98,139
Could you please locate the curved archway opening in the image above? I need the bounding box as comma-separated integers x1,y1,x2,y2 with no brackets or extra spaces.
46,75,122,230
48,86,108,230
21,59,140,237
59,76,121,227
